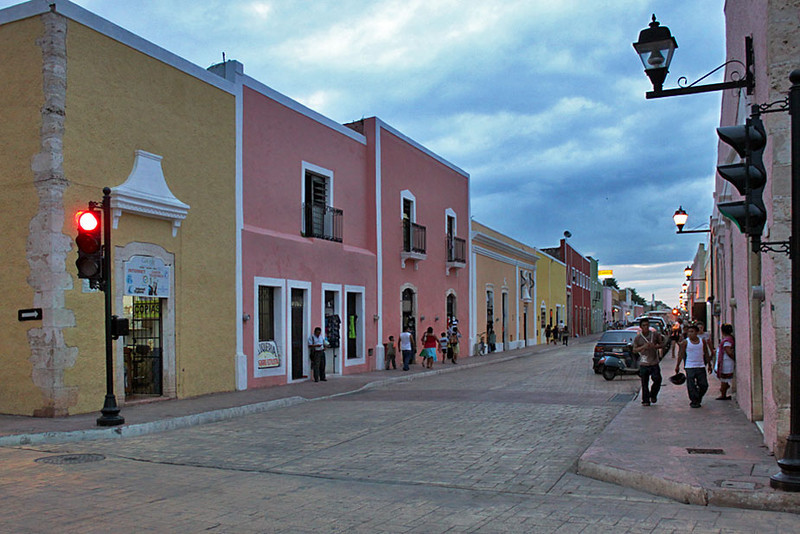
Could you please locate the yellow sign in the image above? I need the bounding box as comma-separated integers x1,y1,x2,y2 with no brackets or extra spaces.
598,269,613,278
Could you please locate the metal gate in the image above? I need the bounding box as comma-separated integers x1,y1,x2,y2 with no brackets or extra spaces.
125,297,163,396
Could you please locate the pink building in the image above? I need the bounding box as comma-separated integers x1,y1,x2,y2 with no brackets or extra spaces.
209,61,470,389
348,118,471,357
712,0,797,455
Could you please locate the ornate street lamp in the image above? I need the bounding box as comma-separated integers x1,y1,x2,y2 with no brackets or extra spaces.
684,266,693,279
673,206,710,234
632,15,677,92
633,15,753,99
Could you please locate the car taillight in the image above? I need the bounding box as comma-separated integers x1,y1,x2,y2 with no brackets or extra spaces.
594,346,602,353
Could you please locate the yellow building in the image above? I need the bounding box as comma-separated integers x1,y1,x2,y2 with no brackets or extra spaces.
470,221,541,352
0,2,236,416
533,249,567,343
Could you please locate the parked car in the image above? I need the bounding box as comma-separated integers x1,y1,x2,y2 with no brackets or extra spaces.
592,330,637,375
633,315,668,334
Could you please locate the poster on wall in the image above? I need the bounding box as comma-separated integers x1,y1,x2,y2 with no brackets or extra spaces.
257,341,281,369
124,256,171,297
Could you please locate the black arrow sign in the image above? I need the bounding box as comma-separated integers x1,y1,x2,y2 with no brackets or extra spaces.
18,308,43,322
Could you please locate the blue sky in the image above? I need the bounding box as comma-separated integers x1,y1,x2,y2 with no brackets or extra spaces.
2,0,727,306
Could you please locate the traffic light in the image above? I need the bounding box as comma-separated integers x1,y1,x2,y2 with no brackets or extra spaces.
716,114,767,240
75,207,103,283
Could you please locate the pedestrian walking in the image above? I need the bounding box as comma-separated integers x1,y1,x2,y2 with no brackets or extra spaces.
675,324,712,408
668,321,682,359
561,324,569,345
487,327,496,353
545,324,552,344
633,318,665,406
399,326,415,371
449,327,462,364
696,321,714,355
439,332,449,364
420,327,438,369
308,326,328,382
716,323,736,400
385,336,397,370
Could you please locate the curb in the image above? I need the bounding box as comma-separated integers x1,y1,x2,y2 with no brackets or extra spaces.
576,458,708,506
0,396,306,447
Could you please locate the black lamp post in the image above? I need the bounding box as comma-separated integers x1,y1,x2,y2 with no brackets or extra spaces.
770,70,800,491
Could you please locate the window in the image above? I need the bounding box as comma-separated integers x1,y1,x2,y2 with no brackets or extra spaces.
302,164,341,242
258,286,275,342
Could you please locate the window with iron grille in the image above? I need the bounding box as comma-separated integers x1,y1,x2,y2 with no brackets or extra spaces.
258,286,275,342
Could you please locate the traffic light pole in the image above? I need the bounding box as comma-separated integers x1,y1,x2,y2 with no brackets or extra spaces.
770,70,800,491
97,187,124,427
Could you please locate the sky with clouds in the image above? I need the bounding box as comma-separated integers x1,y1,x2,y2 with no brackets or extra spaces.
2,0,728,306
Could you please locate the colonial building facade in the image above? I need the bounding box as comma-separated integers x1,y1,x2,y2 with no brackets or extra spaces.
711,0,799,455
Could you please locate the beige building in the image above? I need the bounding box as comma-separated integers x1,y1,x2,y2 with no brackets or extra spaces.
0,2,237,416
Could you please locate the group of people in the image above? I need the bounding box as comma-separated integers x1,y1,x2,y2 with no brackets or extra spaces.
544,322,569,345
385,324,462,371
634,317,736,408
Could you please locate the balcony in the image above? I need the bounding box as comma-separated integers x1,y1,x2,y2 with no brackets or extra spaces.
302,203,343,242
446,235,466,275
401,220,426,268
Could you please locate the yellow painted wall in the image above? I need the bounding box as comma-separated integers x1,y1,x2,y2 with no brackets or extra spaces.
534,250,567,337
472,221,540,346
60,21,236,412
0,17,48,414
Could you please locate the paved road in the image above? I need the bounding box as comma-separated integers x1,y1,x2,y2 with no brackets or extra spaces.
1,343,797,533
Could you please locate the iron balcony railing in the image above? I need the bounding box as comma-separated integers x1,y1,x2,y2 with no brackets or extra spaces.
303,203,343,242
403,220,426,254
446,235,466,263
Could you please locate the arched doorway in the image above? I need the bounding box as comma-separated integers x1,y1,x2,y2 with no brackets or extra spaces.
446,292,457,326
402,287,416,338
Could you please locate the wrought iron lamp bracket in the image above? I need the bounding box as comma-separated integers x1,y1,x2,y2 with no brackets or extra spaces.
759,239,792,257
646,36,754,99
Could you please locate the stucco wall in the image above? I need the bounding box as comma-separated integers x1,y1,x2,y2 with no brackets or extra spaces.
61,20,237,411
0,16,48,415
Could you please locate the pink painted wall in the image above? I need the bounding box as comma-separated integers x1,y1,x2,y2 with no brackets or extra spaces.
719,0,793,452
364,119,471,350
241,85,378,387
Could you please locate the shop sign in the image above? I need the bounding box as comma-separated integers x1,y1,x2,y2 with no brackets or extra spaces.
124,256,171,297
257,341,281,369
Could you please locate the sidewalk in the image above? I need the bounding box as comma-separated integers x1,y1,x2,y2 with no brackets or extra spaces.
577,368,800,514
0,339,568,447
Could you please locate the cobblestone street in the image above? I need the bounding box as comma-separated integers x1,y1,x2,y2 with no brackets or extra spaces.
1,343,797,533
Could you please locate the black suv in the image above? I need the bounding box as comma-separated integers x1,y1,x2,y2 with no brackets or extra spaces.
592,330,637,373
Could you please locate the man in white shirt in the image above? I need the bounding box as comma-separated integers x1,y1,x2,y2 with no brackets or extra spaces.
399,326,415,371
308,327,328,382
675,324,712,408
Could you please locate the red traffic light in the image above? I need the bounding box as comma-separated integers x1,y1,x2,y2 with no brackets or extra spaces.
77,210,100,232
75,208,103,279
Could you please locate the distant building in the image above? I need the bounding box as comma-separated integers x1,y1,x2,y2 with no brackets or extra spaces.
541,240,591,337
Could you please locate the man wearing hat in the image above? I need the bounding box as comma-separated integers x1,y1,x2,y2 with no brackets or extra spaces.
633,317,667,406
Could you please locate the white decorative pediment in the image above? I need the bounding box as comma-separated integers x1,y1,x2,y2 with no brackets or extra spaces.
111,150,190,237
